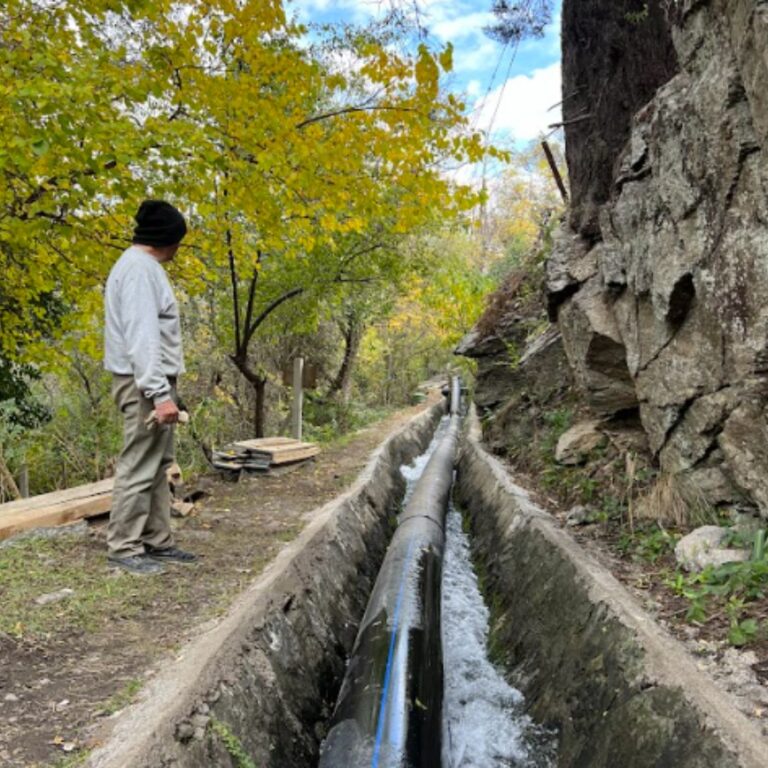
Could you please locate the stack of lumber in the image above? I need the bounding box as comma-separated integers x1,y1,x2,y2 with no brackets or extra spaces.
212,437,320,474
0,479,114,542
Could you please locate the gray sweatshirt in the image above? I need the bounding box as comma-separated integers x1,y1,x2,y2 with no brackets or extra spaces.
104,246,185,403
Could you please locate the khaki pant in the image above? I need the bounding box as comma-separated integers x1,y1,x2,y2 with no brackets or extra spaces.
108,375,176,558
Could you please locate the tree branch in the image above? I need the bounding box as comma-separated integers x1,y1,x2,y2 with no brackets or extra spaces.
296,104,421,130
245,287,304,342
21,159,117,209
243,252,261,338
226,226,242,353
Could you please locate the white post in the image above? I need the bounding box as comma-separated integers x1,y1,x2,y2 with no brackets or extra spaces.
292,357,304,441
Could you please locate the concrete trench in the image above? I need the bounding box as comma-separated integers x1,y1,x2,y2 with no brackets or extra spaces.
88,400,767,768
455,410,766,768
87,400,445,768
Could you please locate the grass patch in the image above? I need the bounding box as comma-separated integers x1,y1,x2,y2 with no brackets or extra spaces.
0,535,164,639
49,750,92,768
636,472,717,528
617,523,680,564
273,525,302,543
101,678,143,715
303,400,393,445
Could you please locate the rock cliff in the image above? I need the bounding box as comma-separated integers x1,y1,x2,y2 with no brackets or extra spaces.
461,0,768,519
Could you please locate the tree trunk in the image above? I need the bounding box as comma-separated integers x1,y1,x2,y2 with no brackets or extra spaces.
230,354,268,438
254,376,266,438
328,320,363,405
0,452,21,501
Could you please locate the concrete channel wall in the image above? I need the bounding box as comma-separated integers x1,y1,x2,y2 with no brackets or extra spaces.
455,411,766,768
88,400,445,768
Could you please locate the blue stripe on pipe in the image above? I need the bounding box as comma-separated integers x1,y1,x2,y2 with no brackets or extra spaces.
371,538,418,768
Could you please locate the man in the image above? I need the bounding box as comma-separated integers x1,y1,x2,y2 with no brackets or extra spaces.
104,200,197,575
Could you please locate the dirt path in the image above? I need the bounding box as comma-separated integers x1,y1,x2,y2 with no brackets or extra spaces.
0,397,439,768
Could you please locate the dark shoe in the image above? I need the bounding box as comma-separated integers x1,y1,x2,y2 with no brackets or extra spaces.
145,545,197,564
108,554,165,575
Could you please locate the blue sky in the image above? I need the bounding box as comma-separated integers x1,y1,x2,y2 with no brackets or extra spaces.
287,0,563,156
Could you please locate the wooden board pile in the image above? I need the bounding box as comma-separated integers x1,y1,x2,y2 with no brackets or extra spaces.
0,465,206,541
0,479,113,542
212,437,320,474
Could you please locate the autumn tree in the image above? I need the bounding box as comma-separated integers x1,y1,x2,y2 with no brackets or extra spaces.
137,3,490,433
0,1,161,360
487,144,565,267
1,0,497,437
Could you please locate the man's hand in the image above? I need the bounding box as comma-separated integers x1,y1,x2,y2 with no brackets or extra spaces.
154,399,180,425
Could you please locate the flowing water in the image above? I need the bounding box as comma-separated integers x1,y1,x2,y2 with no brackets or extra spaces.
399,420,556,768
441,504,556,767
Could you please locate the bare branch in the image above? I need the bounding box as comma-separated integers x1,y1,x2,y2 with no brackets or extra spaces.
296,104,421,130
245,287,305,342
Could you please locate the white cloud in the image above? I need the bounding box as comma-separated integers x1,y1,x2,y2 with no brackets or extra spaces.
431,12,494,41
289,0,495,37
453,37,499,73
466,79,482,97
473,61,561,142
287,0,381,23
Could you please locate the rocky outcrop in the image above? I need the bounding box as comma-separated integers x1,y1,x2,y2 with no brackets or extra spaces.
558,277,639,416
547,0,768,517
555,420,606,465
455,247,576,453
462,322,575,455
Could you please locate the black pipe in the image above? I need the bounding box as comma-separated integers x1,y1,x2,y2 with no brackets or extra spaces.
319,378,461,768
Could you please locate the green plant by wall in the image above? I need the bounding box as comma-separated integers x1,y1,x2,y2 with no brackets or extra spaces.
210,719,257,768
538,407,573,457
625,4,649,24
504,340,522,372
666,531,768,646
617,524,679,564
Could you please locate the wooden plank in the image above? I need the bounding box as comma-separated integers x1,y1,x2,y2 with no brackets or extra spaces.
0,493,112,542
268,446,320,465
233,437,297,450
264,442,315,453
0,478,114,517
246,459,314,476
246,446,313,456
245,442,316,457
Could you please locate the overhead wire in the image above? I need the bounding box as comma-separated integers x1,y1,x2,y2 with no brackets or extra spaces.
469,39,510,133
474,36,522,256
482,37,520,142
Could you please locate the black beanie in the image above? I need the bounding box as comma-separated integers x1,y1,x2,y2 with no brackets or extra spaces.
132,200,187,247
